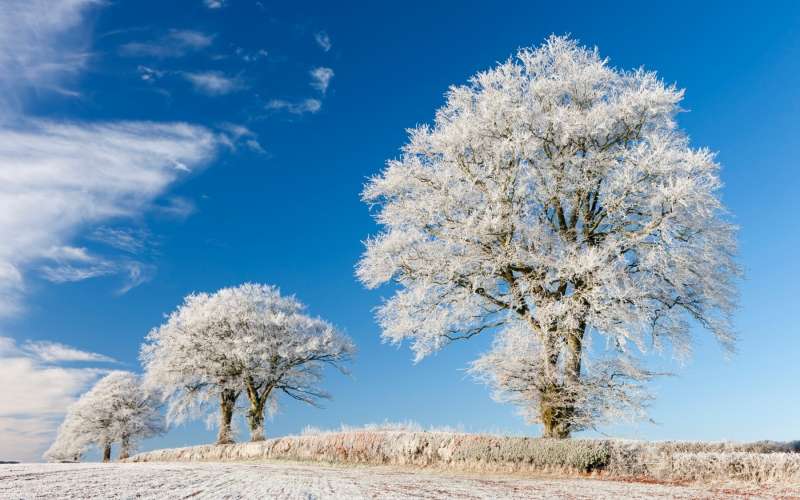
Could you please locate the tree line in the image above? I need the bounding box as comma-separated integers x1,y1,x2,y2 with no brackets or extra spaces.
46,284,354,461
46,35,738,460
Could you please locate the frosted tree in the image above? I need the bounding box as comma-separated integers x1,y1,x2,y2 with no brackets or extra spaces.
44,412,91,462
108,372,165,460
45,371,163,462
143,283,354,442
358,36,738,437
228,284,355,441
141,291,245,445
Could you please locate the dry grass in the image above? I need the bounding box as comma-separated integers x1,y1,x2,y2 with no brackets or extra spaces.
127,428,800,487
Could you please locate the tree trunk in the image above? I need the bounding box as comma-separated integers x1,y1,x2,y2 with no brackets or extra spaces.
102,442,112,462
537,325,584,439
118,434,131,460
539,383,572,438
246,405,265,441
217,388,237,445
244,377,270,442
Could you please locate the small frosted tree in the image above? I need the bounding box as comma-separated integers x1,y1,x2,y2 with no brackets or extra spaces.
141,292,244,445
143,283,354,443
358,36,738,437
44,413,91,462
109,373,165,459
45,371,163,462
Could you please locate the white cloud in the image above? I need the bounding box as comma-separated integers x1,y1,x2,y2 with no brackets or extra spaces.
117,261,156,295
204,0,226,8
182,71,243,95
218,123,266,154
314,31,332,52
138,65,164,82
153,196,197,220
89,227,152,254
22,340,117,363
120,29,214,58
310,67,334,94
38,246,115,283
0,119,218,315
0,0,97,115
236,47,268,63
0,336,113,462
0,1,227,313
266,98,322,115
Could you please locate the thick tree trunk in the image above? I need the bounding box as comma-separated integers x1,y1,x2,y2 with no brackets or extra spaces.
246,405,265,441
539,383,572,438
537,325,585,439
217,388,237,445
118,435,131,460
102,442,112,462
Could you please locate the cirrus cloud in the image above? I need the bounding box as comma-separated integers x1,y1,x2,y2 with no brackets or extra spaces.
0,119,219,315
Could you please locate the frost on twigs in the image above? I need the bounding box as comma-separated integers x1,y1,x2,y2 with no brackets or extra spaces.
357,35,739,437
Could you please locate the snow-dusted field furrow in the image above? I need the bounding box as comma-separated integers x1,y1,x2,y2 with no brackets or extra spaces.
0,461,789,500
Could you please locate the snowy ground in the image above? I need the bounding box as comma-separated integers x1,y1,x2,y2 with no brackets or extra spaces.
0,461,792,499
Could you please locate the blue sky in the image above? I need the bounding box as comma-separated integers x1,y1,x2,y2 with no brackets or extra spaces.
1,0,798,461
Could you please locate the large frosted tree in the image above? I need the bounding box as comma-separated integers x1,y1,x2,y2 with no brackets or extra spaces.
357,36,738,438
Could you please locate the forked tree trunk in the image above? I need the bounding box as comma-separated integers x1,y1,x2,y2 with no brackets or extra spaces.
244,377,271,442
102,442,112,462
217,388,238,445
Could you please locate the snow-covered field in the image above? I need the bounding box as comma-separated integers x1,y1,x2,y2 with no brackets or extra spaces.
0,461,793,499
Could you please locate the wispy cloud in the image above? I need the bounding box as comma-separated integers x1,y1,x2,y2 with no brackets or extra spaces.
37,245,121,285
218,123,266,154
90,227,153,254
266,98,322,115
0,0,98,115
120,29,214,58
0,336,113,462
204,0,226,8
0,119,219,315
310,67,334,94
117,261,156,294
182,71,243,95
153,196,197,220
235,47,268,63
314,31,332,52
138,65,164,82
22,340,117,364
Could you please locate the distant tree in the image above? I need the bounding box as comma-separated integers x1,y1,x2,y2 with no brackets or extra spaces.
45,372,163,462
44,412,91,462
141,292,245,445
109,373,165,459
142,284,354,443
357,36,738,438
